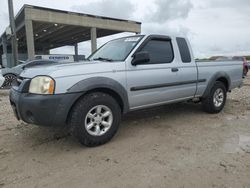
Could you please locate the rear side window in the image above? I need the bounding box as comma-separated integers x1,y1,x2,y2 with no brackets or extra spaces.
140,39,174,64
176,37,191,63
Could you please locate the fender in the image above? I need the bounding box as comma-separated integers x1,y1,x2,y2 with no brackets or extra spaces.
202,72,231,98
67,77,129,113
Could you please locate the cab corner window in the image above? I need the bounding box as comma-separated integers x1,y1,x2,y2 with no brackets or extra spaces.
176,37,191,63
139,39,174,64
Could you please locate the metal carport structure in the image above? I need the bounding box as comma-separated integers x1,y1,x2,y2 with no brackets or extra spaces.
0,5,141,67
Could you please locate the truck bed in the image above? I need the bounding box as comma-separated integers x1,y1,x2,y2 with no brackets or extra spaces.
195,60,243,97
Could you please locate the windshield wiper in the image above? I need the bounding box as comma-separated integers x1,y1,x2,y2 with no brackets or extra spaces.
93,57,114,62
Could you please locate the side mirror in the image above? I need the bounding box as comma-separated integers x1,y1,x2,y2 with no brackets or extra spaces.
131,51,150,66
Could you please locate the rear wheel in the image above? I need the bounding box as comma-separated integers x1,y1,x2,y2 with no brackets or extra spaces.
69,92,121,147
2,74,17,89
202,81,227,114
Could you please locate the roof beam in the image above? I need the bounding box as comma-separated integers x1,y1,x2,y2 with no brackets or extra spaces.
36,25,80,42
42,27,90,43
34,24,66,41
25,7,141,33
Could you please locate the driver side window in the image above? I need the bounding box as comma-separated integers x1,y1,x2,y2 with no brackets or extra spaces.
139,39,174,64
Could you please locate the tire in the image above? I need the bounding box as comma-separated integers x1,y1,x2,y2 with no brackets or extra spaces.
69,92,121,147
202,81,227,114
2,74,17,89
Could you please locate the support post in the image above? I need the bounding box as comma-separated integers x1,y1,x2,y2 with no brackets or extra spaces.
2,36,7,55
25,19,35,60
1,36,8,67
74,43,78,62
8,0,18,66
91,27,97,53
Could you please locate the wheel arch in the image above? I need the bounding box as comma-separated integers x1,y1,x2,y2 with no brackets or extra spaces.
3,72,18,77
216,77,229,91
202,72,231,98
66,77,129,124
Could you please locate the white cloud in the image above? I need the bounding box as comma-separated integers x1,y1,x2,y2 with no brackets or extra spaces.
183,0,250,57
0,0,250,58
71,0,135,20
146,0,193,23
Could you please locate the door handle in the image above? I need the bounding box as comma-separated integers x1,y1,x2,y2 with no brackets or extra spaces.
171,68,179,72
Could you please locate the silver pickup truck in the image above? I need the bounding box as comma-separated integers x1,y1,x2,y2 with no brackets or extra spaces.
9,34,243,147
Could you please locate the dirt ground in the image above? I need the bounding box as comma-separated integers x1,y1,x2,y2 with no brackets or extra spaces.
0,77,250,188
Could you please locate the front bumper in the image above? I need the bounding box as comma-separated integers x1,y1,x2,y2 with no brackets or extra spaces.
9,88,82,127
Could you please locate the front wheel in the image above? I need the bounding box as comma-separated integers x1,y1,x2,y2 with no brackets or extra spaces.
202,81,227,114
2,74,17,89
69,92,121,147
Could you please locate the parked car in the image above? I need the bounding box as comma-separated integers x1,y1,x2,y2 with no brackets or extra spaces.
232,56,249,77
9,34,244,147
0,70,5,88
1,60,58,88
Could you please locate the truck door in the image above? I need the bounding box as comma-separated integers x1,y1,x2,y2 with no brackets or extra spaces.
126,36,186,110
174,37,199,98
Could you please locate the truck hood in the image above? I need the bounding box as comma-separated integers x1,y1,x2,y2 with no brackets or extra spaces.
20,61,124,78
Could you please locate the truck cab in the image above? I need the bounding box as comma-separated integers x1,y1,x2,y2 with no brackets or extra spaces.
124,35,199,109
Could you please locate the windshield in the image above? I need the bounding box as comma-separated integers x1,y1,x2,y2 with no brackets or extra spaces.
88,36,143,62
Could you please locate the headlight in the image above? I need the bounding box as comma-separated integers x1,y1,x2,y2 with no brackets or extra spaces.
29,76,55,95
